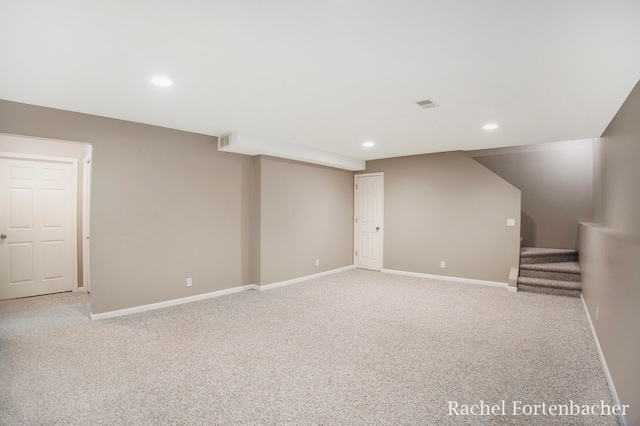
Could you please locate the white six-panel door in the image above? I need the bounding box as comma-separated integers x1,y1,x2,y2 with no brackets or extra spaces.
0,155,77,300
354,173,383,271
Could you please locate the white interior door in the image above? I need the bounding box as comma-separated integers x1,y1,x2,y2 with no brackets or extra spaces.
0,155,78,300
354,173,383,271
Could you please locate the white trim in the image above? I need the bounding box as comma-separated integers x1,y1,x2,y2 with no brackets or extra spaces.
0,151,79,164
581,295,627,426
76,286,86,293
354,172,385,178
89,266,355,320
89,284,257,320
257,265,355,291
82,152,92,293
382,269,508,289
508,267,519,292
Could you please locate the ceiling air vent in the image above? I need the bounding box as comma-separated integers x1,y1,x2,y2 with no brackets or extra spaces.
416,99,438,109
218,133,231,150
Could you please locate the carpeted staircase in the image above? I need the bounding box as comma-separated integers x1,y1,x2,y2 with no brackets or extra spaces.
517,247,582,297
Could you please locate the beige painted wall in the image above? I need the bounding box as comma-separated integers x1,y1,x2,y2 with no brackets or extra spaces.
580,80,640,425
0,100,254,314
256,156,353,285
579,224,639,424
469,140,594,249
597,88,640,236
362,151,521,283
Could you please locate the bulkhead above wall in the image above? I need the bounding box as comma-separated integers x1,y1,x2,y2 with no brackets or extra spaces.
217,131,365,171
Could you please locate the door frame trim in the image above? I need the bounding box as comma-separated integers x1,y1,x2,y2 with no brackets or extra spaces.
353,172,384,270
82,153,92,293
0,151,79,296
0,151,78,164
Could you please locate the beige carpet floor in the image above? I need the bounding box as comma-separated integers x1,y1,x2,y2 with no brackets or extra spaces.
0,269,619,425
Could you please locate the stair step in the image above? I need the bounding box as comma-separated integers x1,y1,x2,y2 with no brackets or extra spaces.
517,276,582,290
517,284,582,298
520,247,578,265
519,262,581,282
517,276,581,298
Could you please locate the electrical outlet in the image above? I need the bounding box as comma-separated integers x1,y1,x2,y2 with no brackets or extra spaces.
316,259,320,266
187,278,192,287
440,261,446,268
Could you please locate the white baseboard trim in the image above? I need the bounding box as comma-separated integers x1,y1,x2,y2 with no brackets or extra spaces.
581,295,627,426
508,267,519,292
89,284,257,321
76,286,86,293
257,265,356,291
89,266,356,320
381,269,508,289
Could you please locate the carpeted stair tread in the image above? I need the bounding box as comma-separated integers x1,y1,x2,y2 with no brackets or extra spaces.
519,262,581,274
517,276,582,291
516,284,581,298
520,247,578,257
518,247,582,296
520,247,578,265
518,267,581,282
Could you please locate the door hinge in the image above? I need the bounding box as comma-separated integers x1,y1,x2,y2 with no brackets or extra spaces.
355,251,358,256
355,184,358,190
355,218,358,223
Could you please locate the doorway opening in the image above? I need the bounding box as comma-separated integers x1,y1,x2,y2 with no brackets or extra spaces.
0,133,92,300
354,172,384,271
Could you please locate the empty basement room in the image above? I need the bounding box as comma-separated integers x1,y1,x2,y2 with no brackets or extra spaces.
1,2,639,425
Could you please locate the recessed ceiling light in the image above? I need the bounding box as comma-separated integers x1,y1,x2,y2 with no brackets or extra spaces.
151,76,172,87
363,142,375,147
483,123,498,130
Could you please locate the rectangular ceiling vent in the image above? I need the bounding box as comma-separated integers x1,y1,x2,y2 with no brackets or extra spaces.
416,99,438,109
218,133,231,149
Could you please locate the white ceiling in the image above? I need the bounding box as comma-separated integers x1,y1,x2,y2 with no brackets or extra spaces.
1,0,639,161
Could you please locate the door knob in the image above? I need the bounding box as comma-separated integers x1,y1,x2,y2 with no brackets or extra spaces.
375,227,380,232
0,234,6,239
